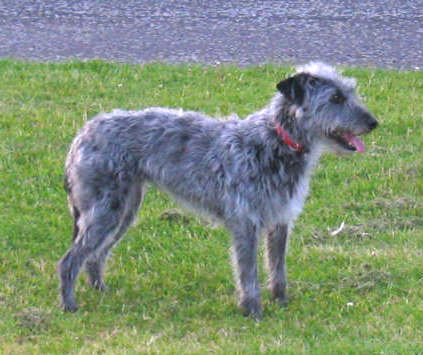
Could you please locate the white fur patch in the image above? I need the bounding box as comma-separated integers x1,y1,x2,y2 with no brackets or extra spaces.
295,107,304,119
296,62,357,89
282,143,324,224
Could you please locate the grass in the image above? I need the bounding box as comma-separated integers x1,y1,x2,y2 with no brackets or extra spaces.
0,59,422,354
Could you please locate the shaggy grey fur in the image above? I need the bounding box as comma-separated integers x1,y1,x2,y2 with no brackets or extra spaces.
59,62,378,319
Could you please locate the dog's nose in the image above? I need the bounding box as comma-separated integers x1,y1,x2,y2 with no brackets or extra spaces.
362,112,378,130
368,118,378,130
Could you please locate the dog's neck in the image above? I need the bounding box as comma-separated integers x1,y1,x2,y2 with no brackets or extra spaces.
274,105,311,153
274,122,306,153
265,93,320,154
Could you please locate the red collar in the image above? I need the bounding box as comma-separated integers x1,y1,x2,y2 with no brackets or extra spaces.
274,123,306,153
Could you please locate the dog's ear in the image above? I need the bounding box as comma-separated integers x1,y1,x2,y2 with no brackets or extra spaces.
276,73,308,105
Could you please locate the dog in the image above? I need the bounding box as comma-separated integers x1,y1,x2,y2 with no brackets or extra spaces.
59,62,378,319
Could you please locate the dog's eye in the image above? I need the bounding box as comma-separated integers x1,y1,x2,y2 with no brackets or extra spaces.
330,92,346,104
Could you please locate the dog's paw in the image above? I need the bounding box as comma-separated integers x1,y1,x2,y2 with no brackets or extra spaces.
274,295,289,307
90,280,108,292
62,301,78,313
239,297,262,321
269,283,288,306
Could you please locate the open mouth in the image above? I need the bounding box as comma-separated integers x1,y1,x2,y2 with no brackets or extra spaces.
329,131,366,153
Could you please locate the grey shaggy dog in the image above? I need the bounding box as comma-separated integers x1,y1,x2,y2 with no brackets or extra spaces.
59,62,378,319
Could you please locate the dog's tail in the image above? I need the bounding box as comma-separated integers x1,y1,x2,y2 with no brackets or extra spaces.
64,175,81,242
71,206,80,242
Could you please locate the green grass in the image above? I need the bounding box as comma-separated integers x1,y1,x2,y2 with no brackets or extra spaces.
0,59,422,354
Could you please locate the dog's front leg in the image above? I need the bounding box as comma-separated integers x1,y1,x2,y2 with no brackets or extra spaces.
230,221,261,319
265,224,289,305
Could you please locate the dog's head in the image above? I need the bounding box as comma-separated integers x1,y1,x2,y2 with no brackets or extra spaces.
276,62,378,154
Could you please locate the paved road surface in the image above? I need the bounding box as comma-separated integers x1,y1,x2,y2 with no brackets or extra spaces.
1,1,422,69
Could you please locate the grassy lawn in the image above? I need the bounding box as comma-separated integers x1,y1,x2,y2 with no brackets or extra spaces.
0,60,422,354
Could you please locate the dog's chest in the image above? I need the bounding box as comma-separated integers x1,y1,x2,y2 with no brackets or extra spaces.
266,149,321,227
281,172,310,224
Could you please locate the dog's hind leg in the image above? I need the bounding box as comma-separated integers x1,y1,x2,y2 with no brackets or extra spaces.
85,183,145,291
265,224,289,305
229,221,262,319
58,191,128,312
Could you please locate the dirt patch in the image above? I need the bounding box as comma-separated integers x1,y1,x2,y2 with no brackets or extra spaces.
345,196,423,210
159,209,192,225
15,307,51,333
289,264,392,294
309,215,423,245
372,196,423,210
340,264,392,292
310,223,375,244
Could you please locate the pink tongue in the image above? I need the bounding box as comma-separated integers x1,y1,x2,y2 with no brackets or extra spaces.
342,132,365,153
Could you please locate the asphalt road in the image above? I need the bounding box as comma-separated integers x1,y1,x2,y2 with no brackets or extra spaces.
1,1,422,69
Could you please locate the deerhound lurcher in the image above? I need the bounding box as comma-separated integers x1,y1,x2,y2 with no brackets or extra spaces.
59,62,378,319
